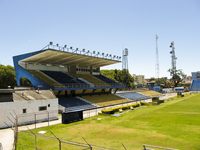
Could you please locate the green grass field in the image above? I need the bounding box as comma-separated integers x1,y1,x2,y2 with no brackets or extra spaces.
17,94,200,150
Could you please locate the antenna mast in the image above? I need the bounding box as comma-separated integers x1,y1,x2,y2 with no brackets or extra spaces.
155,34,159,79
169,41,177,77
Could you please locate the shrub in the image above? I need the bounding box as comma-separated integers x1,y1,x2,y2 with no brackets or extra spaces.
102,106,121,114
140,101,152,106
152,97,159,102
122,106,130,110
157,100,164,104
128,103,141,108
101,102,142,114
101,108,115,114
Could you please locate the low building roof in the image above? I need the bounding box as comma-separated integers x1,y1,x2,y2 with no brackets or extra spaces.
0,89,57,102
0,89,14,94
13,90,57,101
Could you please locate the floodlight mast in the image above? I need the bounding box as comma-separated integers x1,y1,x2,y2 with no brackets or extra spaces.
169,41,177,77
122,48,128,71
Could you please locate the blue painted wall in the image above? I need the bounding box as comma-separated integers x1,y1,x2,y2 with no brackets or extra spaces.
13,50,50,89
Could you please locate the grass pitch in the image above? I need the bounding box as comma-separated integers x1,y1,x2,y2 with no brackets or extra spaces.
17,94,200,150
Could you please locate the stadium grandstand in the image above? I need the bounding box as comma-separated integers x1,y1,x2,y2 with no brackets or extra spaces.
190,71,200,91
13,42,123,91
116,91,151,101
80,94,130,107
58,96,96,112
138,90,161,97
13,42,126,116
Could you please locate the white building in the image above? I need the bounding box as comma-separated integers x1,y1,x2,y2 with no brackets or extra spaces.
0,89,58,128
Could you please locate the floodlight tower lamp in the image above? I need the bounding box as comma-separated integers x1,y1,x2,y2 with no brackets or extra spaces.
75,48,78,53
49,41,53,49
63,45,67,51
82,49,85,54
69,47,73,52
95,51,99,57
86,50,90,55
56,44,60,50
41,41,51,50
104,53,108,58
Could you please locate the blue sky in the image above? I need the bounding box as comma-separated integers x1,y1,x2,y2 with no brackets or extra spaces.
0,0,200,78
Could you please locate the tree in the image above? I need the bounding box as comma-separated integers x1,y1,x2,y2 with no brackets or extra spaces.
168,69,186,87
101,69,135,88
0,65,16,88
20,77,32,87
101,69,116,81
155,77,173,88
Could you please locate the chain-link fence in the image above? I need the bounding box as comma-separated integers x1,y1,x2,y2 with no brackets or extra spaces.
17,110,58,129
17,129,121,150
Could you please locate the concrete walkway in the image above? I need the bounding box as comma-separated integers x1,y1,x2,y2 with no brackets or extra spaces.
0,118,61,150
18,118,61,131
0,128,14,150
160,93,177,100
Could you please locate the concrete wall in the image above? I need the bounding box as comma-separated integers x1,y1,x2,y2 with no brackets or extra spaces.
19,62,68,72
0,99,58,128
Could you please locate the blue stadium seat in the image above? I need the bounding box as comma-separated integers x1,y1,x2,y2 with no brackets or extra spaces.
59,96,96,112
94,74,122,86
41,70,88,86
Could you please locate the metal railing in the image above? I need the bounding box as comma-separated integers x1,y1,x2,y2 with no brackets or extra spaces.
143,144,178,150
54,82,125,89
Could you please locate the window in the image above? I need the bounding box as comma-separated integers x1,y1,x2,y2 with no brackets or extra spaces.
39,106,47,111
48,104,50,107
22,108,27,113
